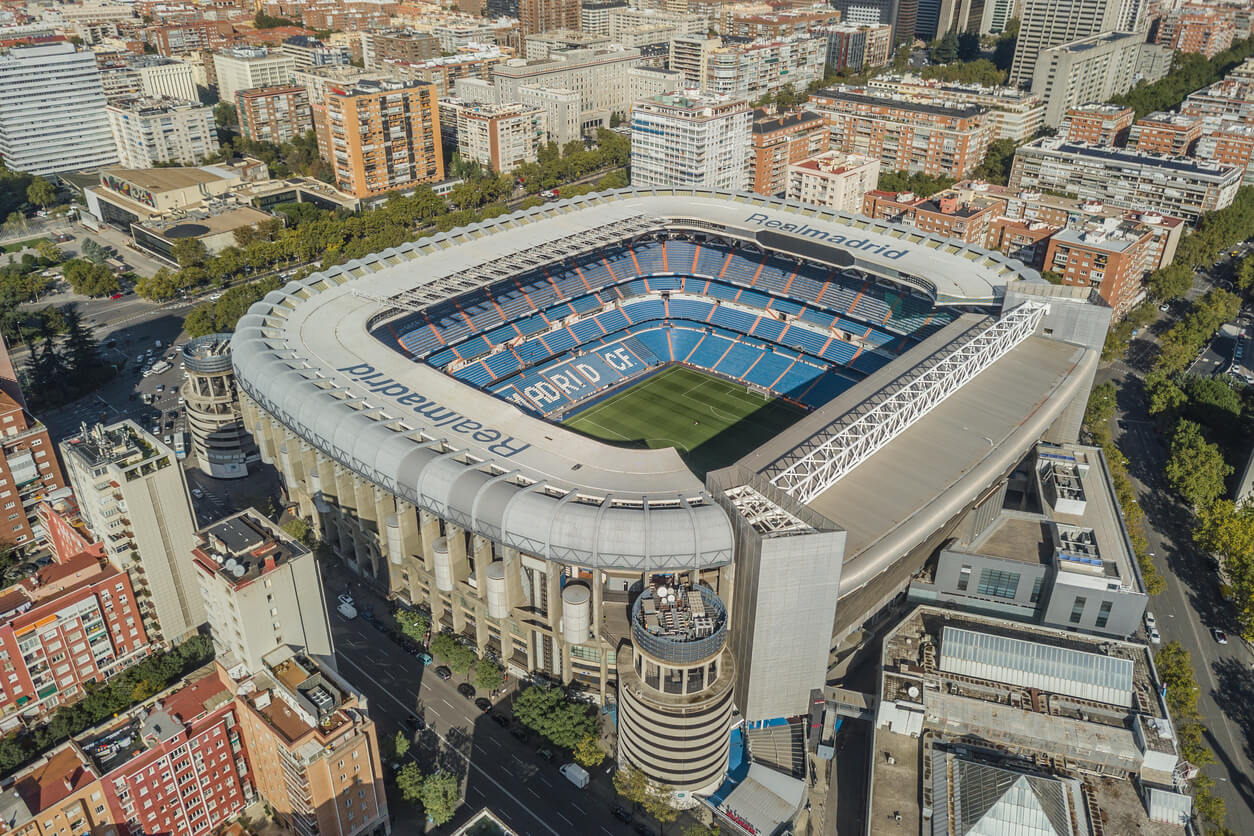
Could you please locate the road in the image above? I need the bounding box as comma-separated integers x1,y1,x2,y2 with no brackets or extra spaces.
1101,258,1254,834
318,564,658,836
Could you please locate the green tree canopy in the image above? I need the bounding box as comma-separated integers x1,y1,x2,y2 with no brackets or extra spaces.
25,177,55,209
921,58,1007,87
972,138,1018,185
573,734,606,768
395,762,424,803
395,608,429,644
613,764,650,810
474,657,505,692
1165,419,1232,509
875,170,955,198
171,237,209,269
418,770,460,825
512,685,598,749
61,259,118,297
1147,264,1192,300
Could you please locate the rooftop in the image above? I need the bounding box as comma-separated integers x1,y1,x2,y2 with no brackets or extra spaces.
193,508,310,589
11,746,96,816
244,651,352,745
61,420,160,470
97,165,225,193
1023,138,1242,180
751,107,823,134
141,205,273,240
813,86,987,119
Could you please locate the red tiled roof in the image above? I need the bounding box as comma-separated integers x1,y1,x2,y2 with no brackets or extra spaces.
14,746,95,813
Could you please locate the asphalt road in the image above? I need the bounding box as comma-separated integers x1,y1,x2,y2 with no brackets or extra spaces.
1100,258,1254,834
318,567,654,836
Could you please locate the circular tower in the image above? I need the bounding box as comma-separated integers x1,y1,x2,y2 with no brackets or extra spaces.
617,583,735,795
181,333,253,479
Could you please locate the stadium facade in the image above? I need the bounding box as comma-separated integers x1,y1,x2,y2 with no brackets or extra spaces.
231,189,1109,795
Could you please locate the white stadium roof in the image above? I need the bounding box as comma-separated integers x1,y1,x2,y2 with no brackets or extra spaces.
231,188,1048,572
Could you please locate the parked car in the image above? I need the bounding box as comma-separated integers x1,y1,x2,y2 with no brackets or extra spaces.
475,697,492,712
1148,628,1161,645
435,666,452,681
612,806,632,824
338,593,354,608
403,714,425,733
491,713,510,728
1212,628,1228,645
536,747,554,762
1144,611,1157,631
457,683,476,700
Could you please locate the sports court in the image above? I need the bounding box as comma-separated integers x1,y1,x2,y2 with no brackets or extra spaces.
563,366,807,477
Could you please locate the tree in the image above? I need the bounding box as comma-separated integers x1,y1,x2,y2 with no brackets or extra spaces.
3,212,28,237
972,138,1018,185
474,657,505,692
1146,373,1187,417
418,770,460,825
80,238,107,264
395,608,429,644
171,237,209,269
512,684,599,749
957,32,981,61
393,729,410,760
1165,419,1232,509
681,825,721,836
614,764,650,812
213,101,238,129
930,32,960,63
395,762,424,803
1237,254,1254,291
25,177,55,209
573,734,606,768
34,239,61,263
1148,264,1192,300
876,170,954,198
921,58,1006,87
644,780,679,834
60,306,101,376
281,516,314,546
61,259,119,296
1082,381,1116,441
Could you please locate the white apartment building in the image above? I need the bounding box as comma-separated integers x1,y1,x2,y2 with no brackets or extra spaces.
1032,31,1171,126
192,508,335,675
0,41,118,175
581,0,630,36
106,97,219,169
60,421,206,645
1008,0,1126,87
669,35,721,88
493,46,645,132
630,91,751,191
213,47,297,103
455,102,547,171
455,77,584,145
785,151,881,213
671,35,827,102
627,66,685,103
606,7,707,47
100,56,198,103
868,73,1046,142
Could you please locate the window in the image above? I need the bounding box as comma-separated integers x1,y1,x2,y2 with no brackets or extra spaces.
956,565,971,592
1030,577,1043,604
1069,596,1087,624
977,569,1020,600
1095,600,1113,629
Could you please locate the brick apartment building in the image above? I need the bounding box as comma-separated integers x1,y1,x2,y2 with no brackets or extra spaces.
0,391,68,549
324,78,443,199
808,87,994,179
861,187,1004,245
1058,104,1135,147
1043,217,1159,316
1127,112,1202,156
236,84,313,144
1155,5,1236,58
749,108,828,197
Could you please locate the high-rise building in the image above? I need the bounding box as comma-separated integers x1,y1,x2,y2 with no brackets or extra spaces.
324,79,443,200
491,46,645,132
441,101,547,172
832,0,918,45
581,0,629,36
60,421,205,645
750,108,829,197
1009,0,1126,87
105,97,218,169
1031,32,1169,126
519,0,581,35
668,36,721,88
236,85,313,145
631,92,751,191
0,42,118,175
867,73,1045,142
279,35,351,70
817,23,895,73
213,47,297,104
786,151,881,212
180,334,255,479
0,392,69,548
98,55,198,103
192,508,334,675
360,29,440,68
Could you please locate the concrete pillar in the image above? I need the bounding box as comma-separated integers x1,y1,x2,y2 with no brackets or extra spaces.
418,511,441,573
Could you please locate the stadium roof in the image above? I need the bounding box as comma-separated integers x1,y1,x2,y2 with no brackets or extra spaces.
231,188,1042,572
939,626,1134,707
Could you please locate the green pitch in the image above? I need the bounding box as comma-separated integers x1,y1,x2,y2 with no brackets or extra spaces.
562,366,807,477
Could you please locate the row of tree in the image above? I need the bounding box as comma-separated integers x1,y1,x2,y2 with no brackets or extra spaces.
1149,188,1254,302
1111,36,1254,118
21,306,111,413
1153,288,1242,375
390,604,508,692
0,636,215,776
393,762,460,825
1155,641,1228,830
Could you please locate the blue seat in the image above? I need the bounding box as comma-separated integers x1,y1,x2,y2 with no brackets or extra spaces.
715,343,761,378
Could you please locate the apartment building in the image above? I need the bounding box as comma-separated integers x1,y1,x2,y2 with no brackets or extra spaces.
627,66,685,104
60,422,205,646
1008,0,1126,87
1182,78,1254,124
683,36,828,103
147,21,238,57
1127,111,1202,156
492,46,644,132
231,650,390,836
809,87,995,179
0,393,68,548
1009,138,1243,222
384,49,507,98
519,0,580,35
867,73,1045,142
785,151,880,213
862,186,1003,244
720,7,841,39
0,42,118,175
236,85,313,144
454,77,584,146
360,29,439,68
430,19,521,53
1058,103,1135,146
279,35,351,70
670,37,721,90
1043,217,1158,315
97,55,198,103
324,79,443,199
525,30,612,60
630,92,751,191
750,108,829,197
1156,4,1235,57
606,8,707,49
1196,120,1254,185
442,102,547,171
192,509,334,675
0,552,149,727
581,0,629,35
816,23,895,73
106,97,218,169
1031,31,1169,127
213,47,297,103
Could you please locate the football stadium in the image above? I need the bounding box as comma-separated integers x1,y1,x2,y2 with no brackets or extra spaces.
231,189,1108,798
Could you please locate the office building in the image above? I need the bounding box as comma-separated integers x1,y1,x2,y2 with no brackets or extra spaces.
914,0,991,39
60,421,205,645
627,66,685,104
0,42,118,175
832,0,919,45
630,92,751,191
236,85,313,144
230,649,390,836
181,334,255,479
817,23,894,73
324,79,443,200
1128,111,1202,155
1032,32,1169,127
525,30,612,60
454,78,585,146
98,55,198,103
750,108,829,197
1156,4,1236,57
0,393,69,548
1009,0,1127,87
607,10,709,50
492,46,644,133
443,102,547,172
519,0,580,35
213,47,297,103
867,72,1045,141
384,49,507,99
193,508,334,675
810,87,995,179
785,151,880,212
1009,137,1243,222
0,551,149,727
1059,103,1135,146
863,185,1004,244
105,97,218,169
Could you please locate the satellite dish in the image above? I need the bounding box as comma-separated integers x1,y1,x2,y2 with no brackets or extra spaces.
231,565,245,579
907,686,920,699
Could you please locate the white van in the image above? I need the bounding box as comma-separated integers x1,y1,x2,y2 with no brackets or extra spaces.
559,763,590,789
